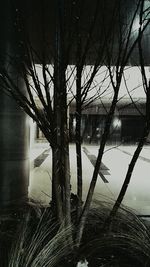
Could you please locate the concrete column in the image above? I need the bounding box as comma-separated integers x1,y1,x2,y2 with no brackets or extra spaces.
0,1,30,207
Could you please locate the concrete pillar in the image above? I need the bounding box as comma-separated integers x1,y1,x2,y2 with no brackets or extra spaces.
0,1,30,207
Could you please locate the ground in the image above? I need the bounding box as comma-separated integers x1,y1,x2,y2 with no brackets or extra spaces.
29,142,150,216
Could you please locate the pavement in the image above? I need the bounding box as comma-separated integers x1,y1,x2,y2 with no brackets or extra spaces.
29,142,150,216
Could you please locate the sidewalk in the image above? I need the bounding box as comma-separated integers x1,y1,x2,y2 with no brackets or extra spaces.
29,143,150,215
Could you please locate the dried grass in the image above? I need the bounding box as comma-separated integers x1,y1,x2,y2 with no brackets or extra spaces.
6,200,150,267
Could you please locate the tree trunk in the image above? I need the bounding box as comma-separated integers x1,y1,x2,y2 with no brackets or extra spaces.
52,146,64,223
53,0,71,226
105,124,150,228
76,67,83,220
75,109,83,219
76,89,119,245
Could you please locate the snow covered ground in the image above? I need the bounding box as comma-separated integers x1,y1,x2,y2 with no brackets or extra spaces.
29,143,150,216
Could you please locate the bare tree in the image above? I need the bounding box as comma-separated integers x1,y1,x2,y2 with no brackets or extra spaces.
0,0,149,250
105,0,150,227
75,0,150,244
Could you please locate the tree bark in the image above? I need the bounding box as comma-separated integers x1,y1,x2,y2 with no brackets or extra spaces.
76,67,83,220
104,125,150,229
53,0,71,226
52,146,64,223
76,89,119,245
